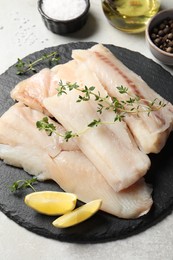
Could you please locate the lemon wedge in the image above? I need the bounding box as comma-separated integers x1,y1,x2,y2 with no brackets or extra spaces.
52,199,102,228
24,191,77,215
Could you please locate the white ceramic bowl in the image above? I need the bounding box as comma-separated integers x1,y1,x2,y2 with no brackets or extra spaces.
146,9,173,65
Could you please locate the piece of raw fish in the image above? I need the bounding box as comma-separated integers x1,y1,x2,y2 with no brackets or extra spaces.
0,144,54,181
53,151,153,219
0,104,153,218
43,86,150,192
0,102,78,158
9,60,150,191
10,68,59,116
0,144,153,218
10,60,82,116
50,60,150,190
72,44,173,154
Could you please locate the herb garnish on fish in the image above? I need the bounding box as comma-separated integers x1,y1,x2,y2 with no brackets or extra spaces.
36,82,166,142
57,81,167,120
16,51,60,75
36,117,79,141
36,117,56,136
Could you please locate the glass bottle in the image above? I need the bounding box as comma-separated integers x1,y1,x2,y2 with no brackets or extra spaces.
101,0,160,33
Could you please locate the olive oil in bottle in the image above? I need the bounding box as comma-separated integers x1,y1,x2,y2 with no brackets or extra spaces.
101,0,160,33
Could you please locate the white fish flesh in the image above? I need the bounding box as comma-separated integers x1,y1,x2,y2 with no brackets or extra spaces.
10,60,151,191
53,150,152,219
10,62,81,116
0,102,78,158
43,85,150,192
44,60,151,190
72,44,173,154
10,68,59,116
0,103,153,218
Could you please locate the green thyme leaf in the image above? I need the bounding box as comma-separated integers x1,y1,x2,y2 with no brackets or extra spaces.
117,85,128,94
10,177,38,192
16,51,60,75
36,81,167,142
88,119,101,127
64,131,79,142
36,117,56,136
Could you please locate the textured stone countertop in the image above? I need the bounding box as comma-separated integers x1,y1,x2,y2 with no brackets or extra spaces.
0,1,173,259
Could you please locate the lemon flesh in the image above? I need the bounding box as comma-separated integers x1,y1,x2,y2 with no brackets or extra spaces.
52,199,102,228
24,191,77,215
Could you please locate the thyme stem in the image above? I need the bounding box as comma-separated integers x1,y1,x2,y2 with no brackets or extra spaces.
10,177,38,192
37,82,167,142
16,51,60,75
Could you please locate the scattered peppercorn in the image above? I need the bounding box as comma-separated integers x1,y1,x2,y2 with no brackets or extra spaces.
150,18,173,53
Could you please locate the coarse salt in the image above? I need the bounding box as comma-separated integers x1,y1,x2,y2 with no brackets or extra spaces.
42,0,87,21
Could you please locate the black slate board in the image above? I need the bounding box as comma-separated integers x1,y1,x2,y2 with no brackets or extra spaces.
0,42,173,244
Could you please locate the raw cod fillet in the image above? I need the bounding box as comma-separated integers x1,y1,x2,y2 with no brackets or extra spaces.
10,62,79,117
72,44,173,154
0,102,78,158
10,62,82,116
10,68,58,116
0,103,153,218
53,151,152,219
10,59,151,192
43,60,150,192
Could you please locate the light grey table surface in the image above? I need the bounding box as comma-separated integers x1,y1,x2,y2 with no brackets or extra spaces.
0,1,173,259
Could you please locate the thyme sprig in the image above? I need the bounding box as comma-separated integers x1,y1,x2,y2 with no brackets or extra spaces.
36,117,103,142
10,177,38,192
57,81,166,121
36,117,79,142
36,117,56,136
37,82,166,142
16,51,60,75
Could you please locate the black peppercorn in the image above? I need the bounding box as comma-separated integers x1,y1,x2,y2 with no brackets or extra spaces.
168,40,173,47
150,17,173,53
166,47,172,53
154,38,161,45
158,30,164,36
167,33,173,40
163,27,170,34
